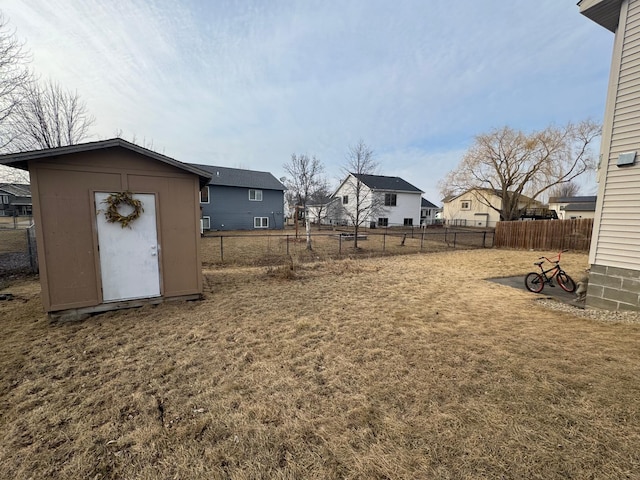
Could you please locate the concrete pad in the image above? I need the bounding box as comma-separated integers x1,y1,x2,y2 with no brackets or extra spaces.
488,275,585,307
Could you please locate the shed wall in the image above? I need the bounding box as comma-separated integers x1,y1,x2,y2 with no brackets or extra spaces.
30,147,202,312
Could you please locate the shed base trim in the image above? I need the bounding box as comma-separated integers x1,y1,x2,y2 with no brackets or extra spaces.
49,294,202,322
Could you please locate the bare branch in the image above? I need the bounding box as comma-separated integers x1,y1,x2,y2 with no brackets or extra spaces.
439,121,601,221
11,78,95,150
0,12,31,152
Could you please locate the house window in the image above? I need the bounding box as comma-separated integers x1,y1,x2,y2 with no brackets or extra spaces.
342,195,349,204
0,195,8,205
385,193,397,206
201,216,210,230
200,186,209,204
461,200,471,210
378,217,389,227
254,217,269,228
249,189,263,201
404,218,413,226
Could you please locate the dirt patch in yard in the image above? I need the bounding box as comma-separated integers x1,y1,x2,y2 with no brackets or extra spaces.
1,249,639,479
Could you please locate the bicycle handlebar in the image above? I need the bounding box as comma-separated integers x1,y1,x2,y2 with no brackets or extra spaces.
538,250,568,264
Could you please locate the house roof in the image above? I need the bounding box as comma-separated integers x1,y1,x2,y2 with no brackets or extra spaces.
0,138,213,187
9,198,32,206
191,164,285,191
548,195,597,204
421,197,438,209
0,183,31,197
564,202,597,212
578,0,621,33
351,174,423,193
443,188,538,204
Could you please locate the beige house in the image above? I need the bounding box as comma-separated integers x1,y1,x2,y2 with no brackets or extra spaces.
579,0,640,310
442,188,542,228
0,139,212,319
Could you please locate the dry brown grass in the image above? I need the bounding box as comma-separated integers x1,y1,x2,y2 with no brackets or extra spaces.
0,229,27,254
1,249,639,479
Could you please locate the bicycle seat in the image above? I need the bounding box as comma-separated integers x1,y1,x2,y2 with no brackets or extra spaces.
534,261,544,266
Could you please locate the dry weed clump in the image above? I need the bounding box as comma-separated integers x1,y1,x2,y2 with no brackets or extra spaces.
1,249,639,479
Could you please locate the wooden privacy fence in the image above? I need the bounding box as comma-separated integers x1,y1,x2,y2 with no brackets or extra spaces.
494,218,593,251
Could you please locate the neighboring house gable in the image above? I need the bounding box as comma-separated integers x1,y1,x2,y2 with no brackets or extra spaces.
442,188,542,228
548,195,597,220
191,164,286,230
0,183,32,216
330,173,423,227
579,0,640,310
420,197,440,225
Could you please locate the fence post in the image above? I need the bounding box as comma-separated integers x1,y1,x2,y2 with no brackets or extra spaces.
420,229,424,251
220,236,224,262
482,231,487,248
286,235,290,255
339,234,342,254
383,231,386,251
453,232,457,248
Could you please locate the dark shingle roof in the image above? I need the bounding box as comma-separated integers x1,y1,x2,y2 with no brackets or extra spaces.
352,174,423,193
564,202,597,212
548,195,597,204
0,184,31,197
192,164,285,191
421,197,438,208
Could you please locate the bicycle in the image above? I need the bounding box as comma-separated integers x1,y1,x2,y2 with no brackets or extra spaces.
524,249,576,293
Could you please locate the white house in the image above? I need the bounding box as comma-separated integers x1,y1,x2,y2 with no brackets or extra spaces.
442,188,543,228
421,197,440,225
329,173,423,227
579,0,640,310
547,195,597,220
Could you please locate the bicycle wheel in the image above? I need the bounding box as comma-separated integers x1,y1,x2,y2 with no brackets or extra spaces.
525,272,544,293
556,271,576,293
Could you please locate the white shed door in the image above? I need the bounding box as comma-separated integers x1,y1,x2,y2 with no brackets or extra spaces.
95,192,161,302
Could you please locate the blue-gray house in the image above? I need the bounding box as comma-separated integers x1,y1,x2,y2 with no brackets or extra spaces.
191,164,286,230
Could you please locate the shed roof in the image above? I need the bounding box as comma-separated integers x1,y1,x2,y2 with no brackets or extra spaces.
0,139,213,187
352,174,423,193
191,164,285,191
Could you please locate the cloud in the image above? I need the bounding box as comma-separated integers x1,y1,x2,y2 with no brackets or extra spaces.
2,0,613,197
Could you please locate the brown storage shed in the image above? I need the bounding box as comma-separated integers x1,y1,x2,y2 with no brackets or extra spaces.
0,139,212,319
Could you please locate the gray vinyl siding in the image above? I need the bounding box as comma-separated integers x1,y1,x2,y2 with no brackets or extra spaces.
595,0,640,270
201,185,284,230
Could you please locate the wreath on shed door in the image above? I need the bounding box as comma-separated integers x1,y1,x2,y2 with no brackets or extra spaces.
102,191,144,228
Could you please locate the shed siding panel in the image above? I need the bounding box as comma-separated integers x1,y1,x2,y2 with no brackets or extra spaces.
36,167,122,310
596,0,640,271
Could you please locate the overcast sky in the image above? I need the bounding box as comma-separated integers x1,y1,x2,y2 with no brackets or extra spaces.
2,0,614,203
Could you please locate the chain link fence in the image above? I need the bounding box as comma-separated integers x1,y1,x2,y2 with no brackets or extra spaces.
0,220,38,281
201,227,494,267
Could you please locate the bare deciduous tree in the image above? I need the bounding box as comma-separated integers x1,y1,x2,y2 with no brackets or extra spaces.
438,120,601,221
340,140,384,249
548,181,580,199
0,12,30,152
283,153,325,249
12,78,95,150
0,164,29,183
283,153,325,208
